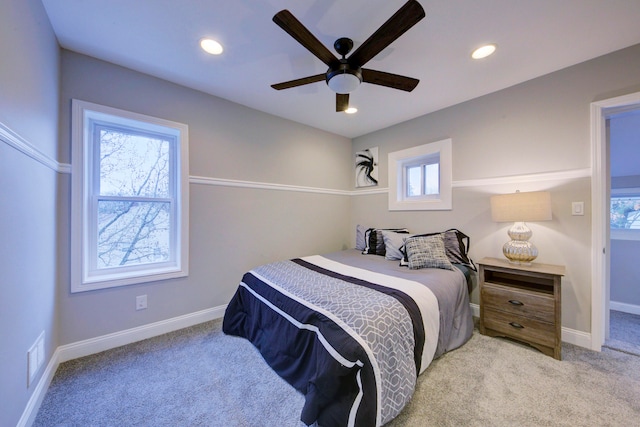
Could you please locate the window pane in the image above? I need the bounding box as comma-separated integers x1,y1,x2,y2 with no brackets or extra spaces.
99,128,171,198
611,196,640,229
424,163,439,195
97,200,171,268
407,166,422,197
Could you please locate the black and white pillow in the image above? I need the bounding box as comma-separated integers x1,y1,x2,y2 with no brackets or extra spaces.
362,227,409,256
404,234,454,270
442,229,475,270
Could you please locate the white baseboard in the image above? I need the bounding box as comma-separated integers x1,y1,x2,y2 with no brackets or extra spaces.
56,305,227,363
610,301,640,316
470,303,479,318
562,327,592,349
17,302,596,427
17,305,227,427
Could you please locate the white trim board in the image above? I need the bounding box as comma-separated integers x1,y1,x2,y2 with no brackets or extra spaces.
17,305,227,427
451,168,591,188
610,301,640,316
190,175,352,196
192,168,592,198
590,90,640,352
1,119,589,197
0,121,70,174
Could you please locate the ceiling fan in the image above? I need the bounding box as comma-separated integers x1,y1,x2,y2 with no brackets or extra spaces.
271,0,426,112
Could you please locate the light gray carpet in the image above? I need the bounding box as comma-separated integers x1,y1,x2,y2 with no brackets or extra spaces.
35,319,640,426
604,310,640,356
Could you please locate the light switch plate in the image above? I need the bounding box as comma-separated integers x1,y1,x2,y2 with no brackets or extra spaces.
572,201,584,216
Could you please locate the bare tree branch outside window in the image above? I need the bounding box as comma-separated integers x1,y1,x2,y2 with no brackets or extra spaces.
96,128,172,268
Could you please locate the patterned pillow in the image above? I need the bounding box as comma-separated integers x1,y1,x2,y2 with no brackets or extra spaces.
400,229,475,270
404,234,454,270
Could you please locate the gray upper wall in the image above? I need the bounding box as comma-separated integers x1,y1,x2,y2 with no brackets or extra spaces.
56,50,353,345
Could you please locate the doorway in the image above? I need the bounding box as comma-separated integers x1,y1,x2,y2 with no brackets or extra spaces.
591,91,640,352
604,111,640,354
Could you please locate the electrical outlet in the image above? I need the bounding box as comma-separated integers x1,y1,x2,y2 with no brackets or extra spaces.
28,331,45,387
136,294,148,310
27,347,38,386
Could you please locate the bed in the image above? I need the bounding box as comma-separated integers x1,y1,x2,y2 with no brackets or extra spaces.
223,229,474,427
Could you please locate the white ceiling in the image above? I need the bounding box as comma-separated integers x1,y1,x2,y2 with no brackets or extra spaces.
41,0,640,139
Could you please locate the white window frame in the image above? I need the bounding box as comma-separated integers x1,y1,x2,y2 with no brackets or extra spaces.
610,187,640,241
388,138,452,211
71,100,189,292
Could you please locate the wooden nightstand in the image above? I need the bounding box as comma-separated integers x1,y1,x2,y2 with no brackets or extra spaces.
479,257,565,360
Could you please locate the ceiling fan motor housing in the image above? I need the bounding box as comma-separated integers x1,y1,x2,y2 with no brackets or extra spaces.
334,37,354,57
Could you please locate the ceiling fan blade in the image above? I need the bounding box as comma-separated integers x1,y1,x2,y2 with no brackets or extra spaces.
361,68,419,92
348,0,425,68
271,74,326,90
273,10,340,68
336,93,349,112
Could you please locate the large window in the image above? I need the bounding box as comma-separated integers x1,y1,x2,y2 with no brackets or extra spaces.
71,100,189,292
388,139,452,210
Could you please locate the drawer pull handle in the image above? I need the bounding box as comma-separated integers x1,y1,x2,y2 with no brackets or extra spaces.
508,300,524,306
509,322,524,329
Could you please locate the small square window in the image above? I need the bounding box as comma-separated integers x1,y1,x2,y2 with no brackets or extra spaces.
388,139,452,211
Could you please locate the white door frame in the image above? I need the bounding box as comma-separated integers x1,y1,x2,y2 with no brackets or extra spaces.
590,91,640,351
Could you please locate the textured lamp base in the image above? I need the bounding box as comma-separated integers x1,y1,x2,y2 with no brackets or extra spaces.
503,222,538,265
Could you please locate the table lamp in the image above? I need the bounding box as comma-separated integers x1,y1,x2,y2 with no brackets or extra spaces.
490,190,552,265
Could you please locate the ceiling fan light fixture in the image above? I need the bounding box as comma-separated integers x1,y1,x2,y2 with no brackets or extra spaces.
471,44,496,59
200,38,224,55
345,107,358,114
327,70,361,94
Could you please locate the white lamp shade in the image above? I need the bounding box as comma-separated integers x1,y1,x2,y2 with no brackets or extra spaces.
327,73,360,94
490,191,552,223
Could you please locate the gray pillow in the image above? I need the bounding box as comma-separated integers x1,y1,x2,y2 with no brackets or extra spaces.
404,234,454,270
382,230,414,260
356,224,367,251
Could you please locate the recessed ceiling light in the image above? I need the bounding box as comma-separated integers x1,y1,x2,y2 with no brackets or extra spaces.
471,44,496,60
345,107,358,114
200,38,223,55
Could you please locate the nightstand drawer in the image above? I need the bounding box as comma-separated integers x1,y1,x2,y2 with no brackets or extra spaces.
483,308,556,348
482,282,554,323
